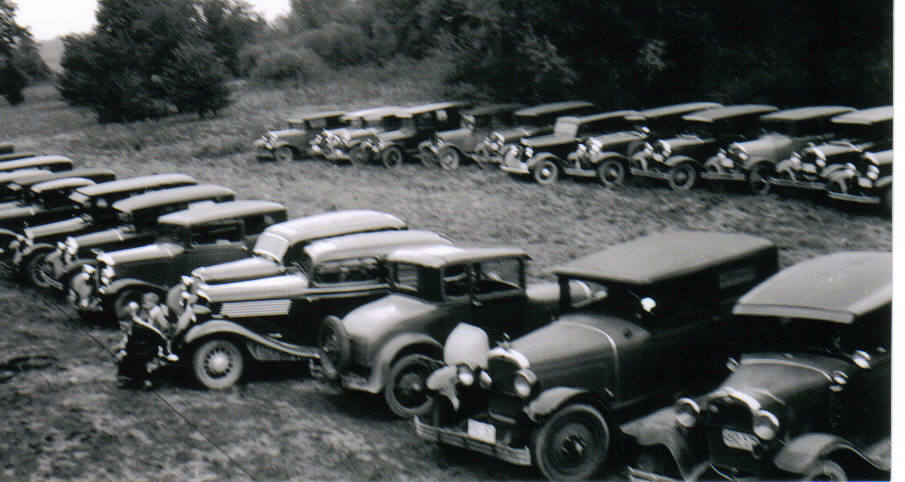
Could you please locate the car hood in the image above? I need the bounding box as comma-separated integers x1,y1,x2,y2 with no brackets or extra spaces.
510,312,644,368
343,294,440,344
27,216,90,240
810,142,863,160
590,131,644,148
341,127,380,140
437,128,471,143
497,126,538,142
662,134,711,151
523,133,576,148
732,134,793,157
191,256,282,283
268,128,305,139
378,128,416,143
73,226,131,249
199,274,309,303
105,242,185,265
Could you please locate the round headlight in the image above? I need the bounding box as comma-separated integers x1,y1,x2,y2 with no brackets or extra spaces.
478,370,492,388
513,369,537,398
102,265,115,279
675,398,700,428
524,147,534,158
832,370,848,386
753,409,780,440
643,142,653,155
816,158,826,168
457,364,475,386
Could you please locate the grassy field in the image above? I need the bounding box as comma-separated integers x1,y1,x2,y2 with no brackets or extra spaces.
0,81,892,479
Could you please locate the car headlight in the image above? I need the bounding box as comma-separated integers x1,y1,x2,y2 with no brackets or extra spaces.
790,152,802,166
867,164,880,180
181,275,194,289
8,239,20,250
656,140,672,157
719,152,734,169
675,398,700,428
82,264,96,275
65,237,78,255
752,409,780,440
524,147,534,158
642,142,653,155
589,138,603,152
102,265,114,280
457,364,475,386
513,369,538,398
815,158,826,168
478,370,492,388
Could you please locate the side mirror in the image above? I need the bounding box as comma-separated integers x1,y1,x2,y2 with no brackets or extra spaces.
444,323,490,368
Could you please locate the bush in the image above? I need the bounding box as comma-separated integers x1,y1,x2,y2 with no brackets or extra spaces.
301,22,376,68
249,45,331,82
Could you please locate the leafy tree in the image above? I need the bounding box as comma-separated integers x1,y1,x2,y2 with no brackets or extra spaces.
0,0,43,105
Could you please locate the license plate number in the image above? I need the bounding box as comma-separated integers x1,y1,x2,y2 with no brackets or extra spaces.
467,419,496,444
722,428,757,452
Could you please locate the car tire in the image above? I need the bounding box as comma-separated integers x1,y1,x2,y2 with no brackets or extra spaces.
191,338,244,390
384,353,438,418
667,161,698,191
532,158,559,185
532,403,611,481
26,251,54,288
274,146,294,162
381,146,404,168
318,315,351,374
748,162,774,195
438,147,462,171
801,459,848,481
596,159,625,188
112,288,144,321
418,143,436,167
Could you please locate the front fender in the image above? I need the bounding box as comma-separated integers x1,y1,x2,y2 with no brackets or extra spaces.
775,158,796,174
19,243,54,260
367,333,443,394
426,365,461,409
181,318,316,361
621,407,703,480
664,155,701,169
589,151,628,166
819,164,846,179
773,433,887,475
61,258,97,281
526,152,562,170
524,387,592,422
103,278,165,299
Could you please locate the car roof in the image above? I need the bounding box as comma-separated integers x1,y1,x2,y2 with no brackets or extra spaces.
11,168,116,188
866,149,893,164
554,231,775,284
761,106,855,122
0,155,73,173
32,177,96,193
733,251,891,324
0,151,36,162
0,168,47,185
304,230,451,265
682,104,779,123
625,102,723,121
560,110,638,124
831,106,893,125
157,200,285,226
288,110,346,122
464,103,527,116
75,173,197,197
405,102,468,115
264,210,407,245
342,106,405,121
111,184,235,213
387,244,529,268
516,101,595,117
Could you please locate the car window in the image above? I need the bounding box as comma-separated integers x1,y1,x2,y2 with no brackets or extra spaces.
308,118,328,129
313,257,383,285
244,212,283,236
393,263,420,293
442,264,470,300
191,219,243,245
474,258,522,297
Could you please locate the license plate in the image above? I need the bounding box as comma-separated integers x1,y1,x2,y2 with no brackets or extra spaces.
801,163,817,174
722,428,758,452
467,419,496,444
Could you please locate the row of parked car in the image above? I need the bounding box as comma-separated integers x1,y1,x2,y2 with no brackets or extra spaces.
0,144,891,480
255,102,893,215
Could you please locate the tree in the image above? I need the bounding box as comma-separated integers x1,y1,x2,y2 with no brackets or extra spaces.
0,0,40,105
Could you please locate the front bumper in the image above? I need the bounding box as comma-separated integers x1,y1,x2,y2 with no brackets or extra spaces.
414,416,532,466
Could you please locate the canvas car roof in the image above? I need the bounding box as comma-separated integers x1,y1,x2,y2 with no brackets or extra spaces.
866,150,893,165
0,168,47,185
304,229,451,265
75,173,197,197
560,110,638,124
32,177,96,193
733,251,891,324
405,102,468,115
624,102,723,122
683,104,778,123
387,244,529,268
831,106,893,125
157,200,285,226
264,210,407,245
761,106,855,122
342,106,404,121
111,184,235,213
554,231,775,284
516,101,594,117
0,155,73,173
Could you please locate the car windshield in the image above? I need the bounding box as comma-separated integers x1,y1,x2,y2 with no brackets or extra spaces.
253,231,289,263
833,121,892,144
287,120,305,130
348,118,365,129
748,314,890,359
390,262,443,301
155,223,189,244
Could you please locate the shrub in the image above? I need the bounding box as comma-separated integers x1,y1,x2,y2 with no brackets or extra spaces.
301,22,375,68
250,45,331,82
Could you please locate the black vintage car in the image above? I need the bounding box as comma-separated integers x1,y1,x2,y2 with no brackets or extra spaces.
769,106,893,194
314,107,406,162
700,106,855,193
500,111,638,185
0,154,73,174
357,102,471,168
39,184,236,290
473,102,597,165
418,103,526,170
0,168,117,207
630,105,778,191
826,149,893,215
254,110,348,162
626,251,891,481
7,173,197,277
564,102,722,187
167,229,450,389
69,200,287,320
415,231,778,480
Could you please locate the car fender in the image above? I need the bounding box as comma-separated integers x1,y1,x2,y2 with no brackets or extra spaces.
819,164,846,179
742,157,774,171
182,319,277,351
621,407,704,480
526,152,562,170
826,168,855,185
523,386,609,423
773,433,889,475
425,365,461,409
369,332,443,394
270,140,300,153
589,151,628,167
103,278,166,299
19,242,54,260
664,155,702,169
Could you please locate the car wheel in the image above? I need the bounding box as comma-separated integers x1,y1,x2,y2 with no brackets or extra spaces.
384,353,437,418
748,162,774,195
801,459,848,481
438,147,462,171
532,404,611,481
596,159,625,188
192,338,244,389
318,316,351,375
667,162,698,191
381,146,404,168
418,143,436,167
274,146,294,162
532,159,559,185
112,288,144,321
27,252,55,288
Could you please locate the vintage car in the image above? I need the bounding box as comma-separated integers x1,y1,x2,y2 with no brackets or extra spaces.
630,105,778,191
167,229,451,389
6,173,197,275
38,184,236,290
0,177,108,237
309,106,404,160
565,102,722,187
69,200,287,320
769,106,893,194
473,102,596,165
414,231,778,480
626,251,891,481
500,111,638,184
698,106,856,194
316,245,596,418
356,103,471,168
417,103,526,170
0,154,73,174
0,168,117,207
254,110,347,162
826,149,893,215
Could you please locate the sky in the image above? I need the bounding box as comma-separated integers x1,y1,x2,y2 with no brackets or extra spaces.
15,0,291,40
